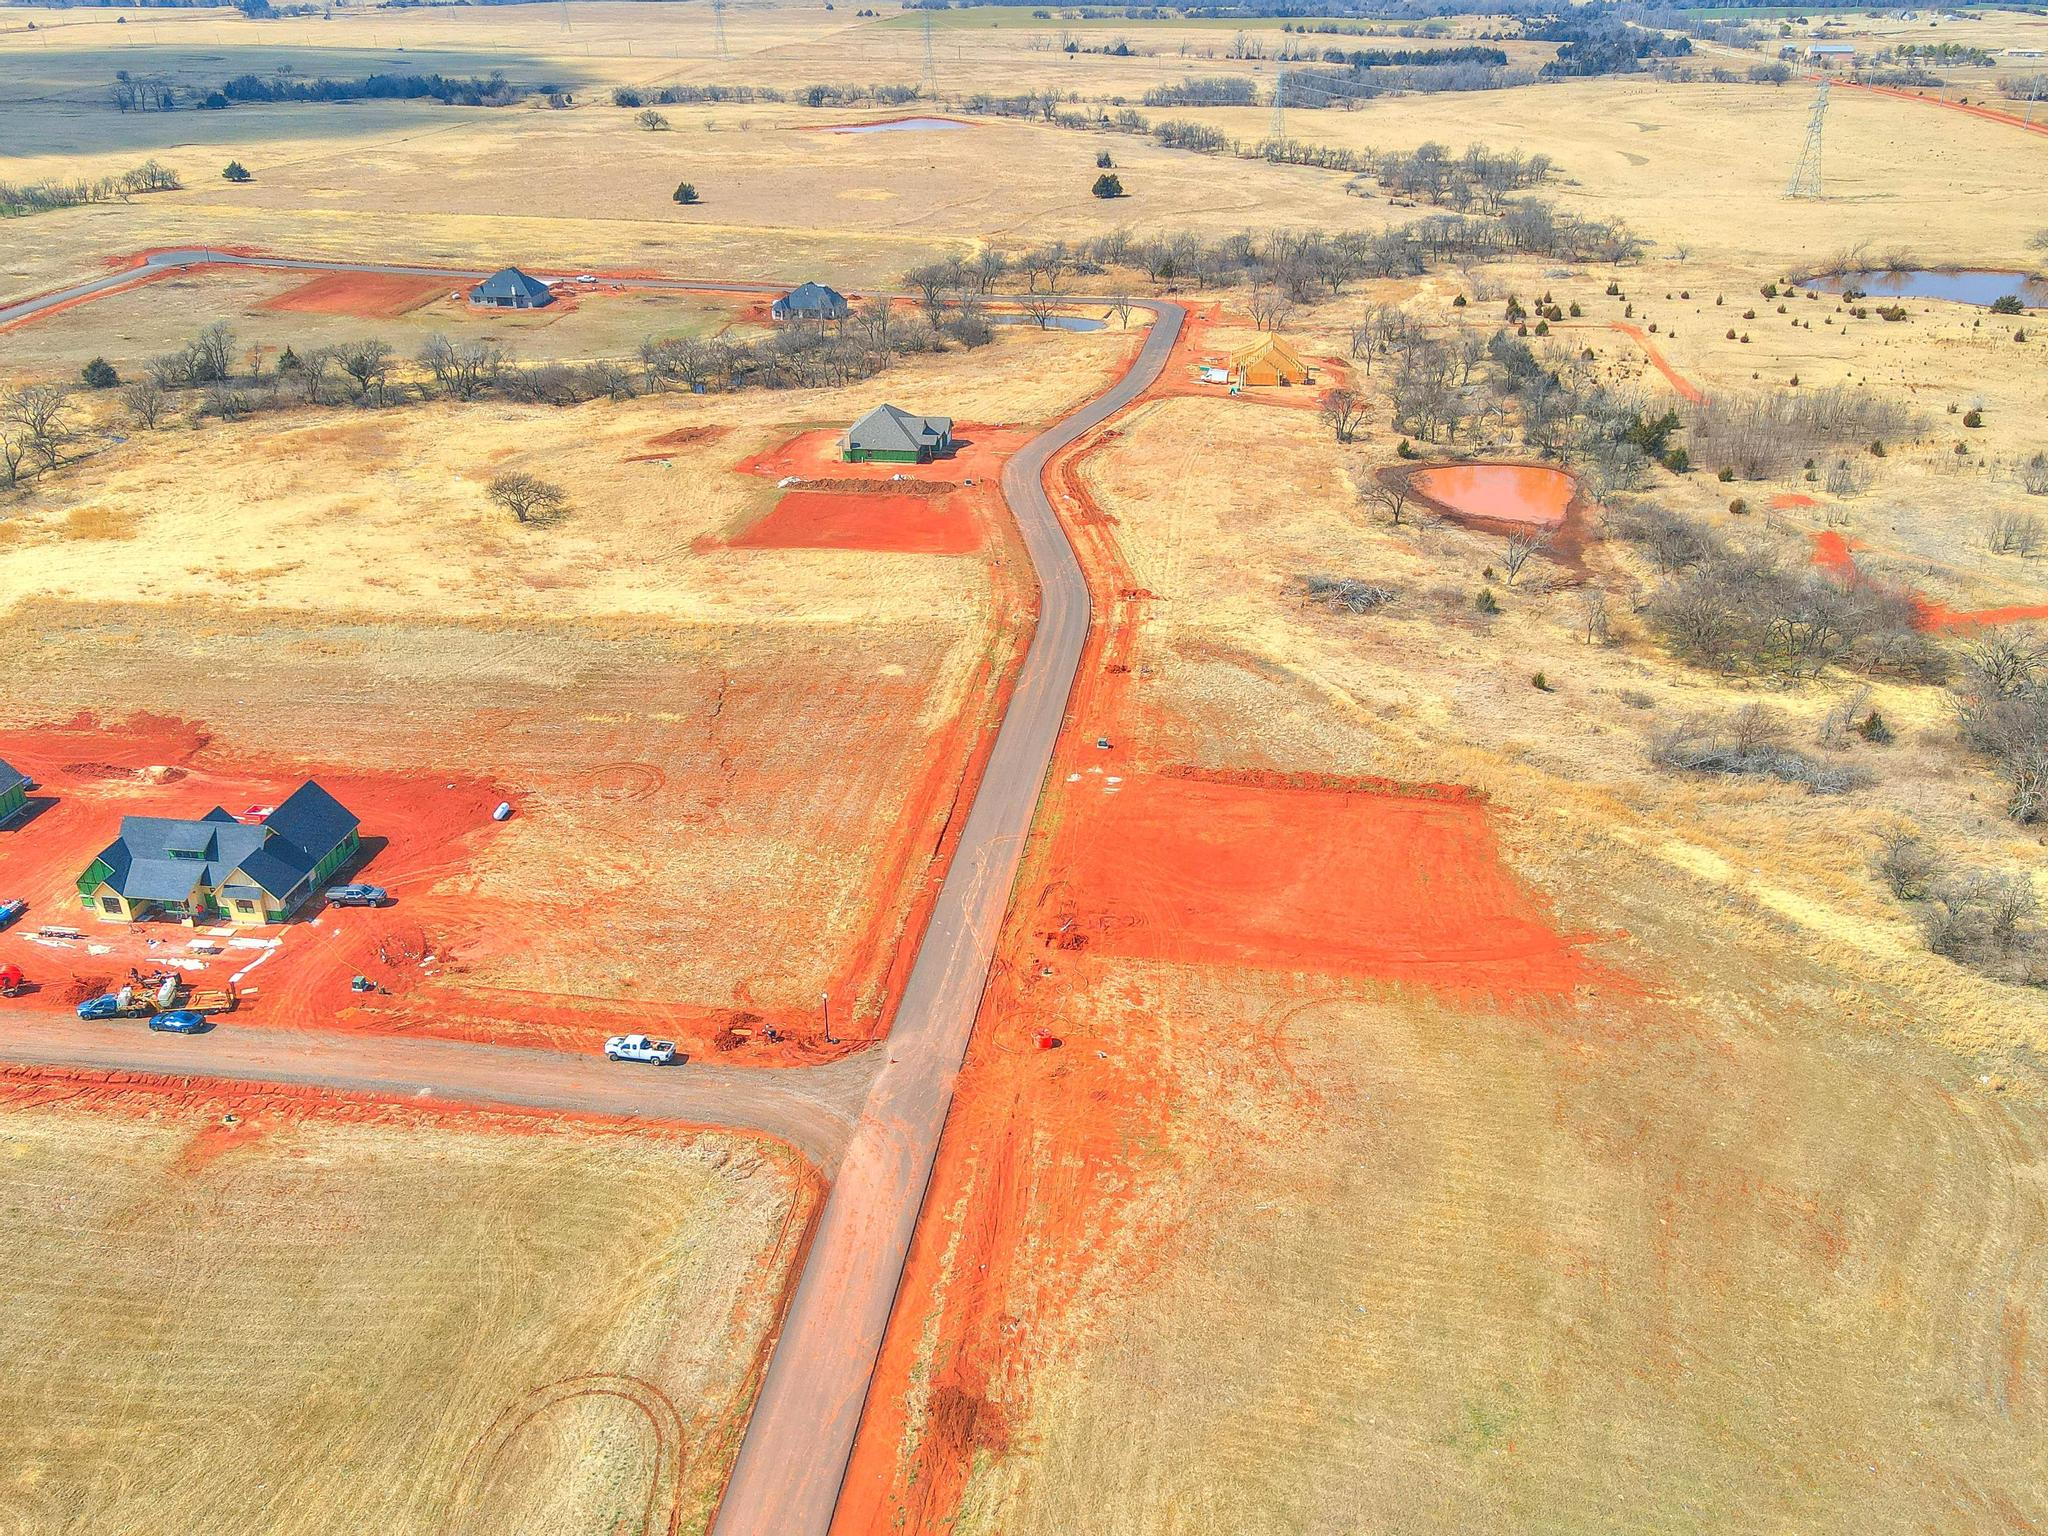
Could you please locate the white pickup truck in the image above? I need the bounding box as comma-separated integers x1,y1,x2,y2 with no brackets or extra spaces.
604,1034,678,1066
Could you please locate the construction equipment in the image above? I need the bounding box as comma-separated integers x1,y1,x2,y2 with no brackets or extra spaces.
77,972,206,1020
0,964,28,999
187,984,239,1016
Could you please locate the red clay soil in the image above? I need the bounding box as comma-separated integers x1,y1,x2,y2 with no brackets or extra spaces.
0,714,509,1038
730,490,984,555
836,346,1607,1535
623,425,733,464
260,271,448,319
1834,78,2048,139
1807,531,2048,630
733,422,1031,486
1610,321,1704,404
1055,767,1586,996
1772,493,1819,510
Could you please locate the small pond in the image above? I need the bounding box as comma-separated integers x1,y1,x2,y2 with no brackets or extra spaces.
1410,464,1575,528
991,314,1108,332
827,116,972,134
1810,268,2047,309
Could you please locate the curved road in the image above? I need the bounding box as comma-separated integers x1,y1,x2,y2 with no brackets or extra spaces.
0,249,1183,1536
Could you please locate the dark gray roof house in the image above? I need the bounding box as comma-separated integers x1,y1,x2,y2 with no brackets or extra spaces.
469,267,555,309
843,403,954,463
0,758,27,822
771,281,851,321
78,779,362,923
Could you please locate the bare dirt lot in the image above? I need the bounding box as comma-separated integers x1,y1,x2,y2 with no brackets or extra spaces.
0,1070,817,1535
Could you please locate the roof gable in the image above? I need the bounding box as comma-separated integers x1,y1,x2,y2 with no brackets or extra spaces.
848,403,952,452
473,267,552,301
0,759,25,797
263,779,359,863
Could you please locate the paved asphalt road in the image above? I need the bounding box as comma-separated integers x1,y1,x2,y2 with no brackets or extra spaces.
711,301,1185,1536
0,249,1184,1536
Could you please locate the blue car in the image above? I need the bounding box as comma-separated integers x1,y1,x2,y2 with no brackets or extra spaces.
148,1010,209,1034
0,899,25,931
76,994,121,1021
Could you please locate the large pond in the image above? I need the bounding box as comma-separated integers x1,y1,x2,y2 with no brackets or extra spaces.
826,117,972,135
991,314,1108,332
1410,464,1575,527
1811,268,2048,309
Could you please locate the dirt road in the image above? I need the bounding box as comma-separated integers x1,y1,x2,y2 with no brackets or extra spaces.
710,300,1184,1536
0,250,1184,1535
0,1011,869,1166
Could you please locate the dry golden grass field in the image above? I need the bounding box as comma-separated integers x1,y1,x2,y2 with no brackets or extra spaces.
0,1073,817,1535
4,0,2048,1529
0,324,1139,1050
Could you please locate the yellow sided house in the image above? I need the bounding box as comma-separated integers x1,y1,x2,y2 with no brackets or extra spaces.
77,780,361,925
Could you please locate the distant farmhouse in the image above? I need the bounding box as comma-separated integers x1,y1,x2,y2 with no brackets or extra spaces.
1807,42,1858,61
1231,336,1312,387
843,403,954,463
772,281,850,322
78,780,361,925
469,267,555,309
0,759,26,825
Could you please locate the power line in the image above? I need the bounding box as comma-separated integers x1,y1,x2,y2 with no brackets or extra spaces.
921,14,936,90
1269,65,1286,142
711,0,730,61
1786,74,1829,199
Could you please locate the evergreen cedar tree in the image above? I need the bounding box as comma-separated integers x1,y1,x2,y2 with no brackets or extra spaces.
1092,173,1123,199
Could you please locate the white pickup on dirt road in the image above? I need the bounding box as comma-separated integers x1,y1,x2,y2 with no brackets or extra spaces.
604,1034,678,1065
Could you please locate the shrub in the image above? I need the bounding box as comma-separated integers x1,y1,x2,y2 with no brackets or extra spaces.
1532,670,1552,691
1991,294,2026,315
81,357,120,389
1728,497,1746,514
1964,407,1984,428
1875,827,1939,898
221,160,252,182
674,182,700,204
1663,447,1690,474
1096,149,1113,168
1302,575,1396,613
1650,706,1870,794
1717,467,1734,483
1475,587,1500,615
1091,172,1124,199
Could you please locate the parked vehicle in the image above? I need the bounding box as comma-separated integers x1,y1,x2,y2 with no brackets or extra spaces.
148,1010,210,1034
77,975,183,1020
604,1034,678,1065
325,884,388,908
0,899,25,931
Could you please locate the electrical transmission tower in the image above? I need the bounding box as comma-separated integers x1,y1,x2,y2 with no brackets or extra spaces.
1269,66,1287,143
921,14,937,90
711,0,730,60
1786,74,1829,199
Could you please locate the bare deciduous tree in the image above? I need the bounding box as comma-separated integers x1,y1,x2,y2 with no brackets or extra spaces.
487,472,570,525
1320,388,1369,444
1500,527,1552,585
338,339,394,404
121,378,168,430
5,384,74,470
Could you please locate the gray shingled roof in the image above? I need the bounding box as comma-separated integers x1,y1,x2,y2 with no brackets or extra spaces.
89,779,359,906
470,267,554,304
0,758,25,798
846,403,952,455
773,281,849,318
